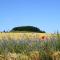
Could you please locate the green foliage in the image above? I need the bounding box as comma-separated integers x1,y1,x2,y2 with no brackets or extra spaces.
10,26,45,33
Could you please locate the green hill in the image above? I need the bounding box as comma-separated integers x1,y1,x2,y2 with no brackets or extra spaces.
10,26,45,33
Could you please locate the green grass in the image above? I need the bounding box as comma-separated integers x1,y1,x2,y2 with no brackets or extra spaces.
0,33,60,60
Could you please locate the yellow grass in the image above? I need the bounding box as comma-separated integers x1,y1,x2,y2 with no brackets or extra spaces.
0,32,51,40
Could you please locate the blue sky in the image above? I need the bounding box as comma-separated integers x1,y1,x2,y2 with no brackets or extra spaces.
0,0,60,33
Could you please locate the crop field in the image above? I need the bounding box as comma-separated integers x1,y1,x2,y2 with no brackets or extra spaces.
0,32,51,40
0,32,60,60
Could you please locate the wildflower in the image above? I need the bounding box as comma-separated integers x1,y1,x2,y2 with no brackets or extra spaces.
40,35,48,41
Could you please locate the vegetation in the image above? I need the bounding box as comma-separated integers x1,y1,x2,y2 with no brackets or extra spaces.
0,32,60,60
0,32,47,40
10,26,45,33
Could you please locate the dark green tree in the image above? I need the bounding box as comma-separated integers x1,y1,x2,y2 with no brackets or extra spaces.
10,26,45,33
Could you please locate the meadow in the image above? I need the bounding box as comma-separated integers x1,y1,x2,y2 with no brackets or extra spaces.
0,32,60,60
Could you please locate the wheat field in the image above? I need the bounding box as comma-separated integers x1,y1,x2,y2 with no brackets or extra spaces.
0,32,60,60
0,32,51,40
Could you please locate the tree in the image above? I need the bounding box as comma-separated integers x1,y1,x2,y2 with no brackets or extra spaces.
3,30,6,32
10,26,45,33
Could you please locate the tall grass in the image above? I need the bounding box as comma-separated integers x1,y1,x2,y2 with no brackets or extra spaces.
0,32,60,60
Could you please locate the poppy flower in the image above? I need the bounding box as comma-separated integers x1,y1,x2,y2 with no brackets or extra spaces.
41,35,48,40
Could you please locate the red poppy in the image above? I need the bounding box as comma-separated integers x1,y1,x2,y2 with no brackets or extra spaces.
42,36,45,39
41,36,47,40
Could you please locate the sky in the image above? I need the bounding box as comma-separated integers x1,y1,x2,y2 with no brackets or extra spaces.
0,0,60,33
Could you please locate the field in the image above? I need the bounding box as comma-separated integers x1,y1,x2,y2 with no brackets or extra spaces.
0,32,60,60
0,32,50,40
